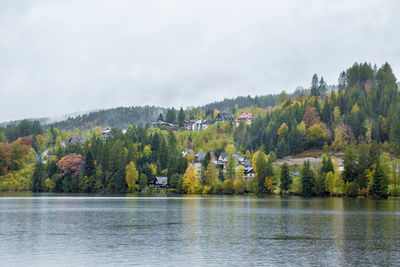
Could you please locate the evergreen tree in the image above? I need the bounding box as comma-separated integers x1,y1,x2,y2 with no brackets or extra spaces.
178,108,185,128
310,74,320,97
300,160,316,197
166,108,177,123
32,161,45,192
83,149,95,178
276,138,290,158
139,173,148,191
279,162,291,193
371,160,388,199
321,154,334,174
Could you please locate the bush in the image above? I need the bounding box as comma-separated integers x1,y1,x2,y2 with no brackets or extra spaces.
344,181,358,197
222,179,234,194
234,179,245,194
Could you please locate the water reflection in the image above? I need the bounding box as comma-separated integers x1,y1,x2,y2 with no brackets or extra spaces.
0,194,400,266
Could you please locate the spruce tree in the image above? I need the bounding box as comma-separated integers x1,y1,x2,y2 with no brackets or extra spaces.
32,161,45,192
301,160,316,197
371,161,388,199
279,162,291,193
178,108,185,128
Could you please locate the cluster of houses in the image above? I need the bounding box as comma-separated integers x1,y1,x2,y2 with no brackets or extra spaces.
147,150,255,191
151,111,255,131
184,149,255,180
61,127,112,148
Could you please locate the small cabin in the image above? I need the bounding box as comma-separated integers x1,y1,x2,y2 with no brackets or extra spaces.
153,176,168,190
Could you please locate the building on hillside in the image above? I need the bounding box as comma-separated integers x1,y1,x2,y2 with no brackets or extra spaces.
195,152,207,163
195,152,217,163
193,120,211,131
184,120,197,130
235,112,255,126
214,112,234,123
102,127,112,142
182,148,194,157
153,176,168,190
244,166,255,180
61,136,89,147
150,121,178,131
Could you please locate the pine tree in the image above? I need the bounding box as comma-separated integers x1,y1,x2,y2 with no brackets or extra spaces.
310,74,320,97
371,160,388,199
32,161,45,192
178,108,185,128
279,162,291,193
301,160,316,197
84,149,95,178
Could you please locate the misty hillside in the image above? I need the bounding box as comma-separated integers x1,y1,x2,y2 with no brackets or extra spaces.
46,93,289,130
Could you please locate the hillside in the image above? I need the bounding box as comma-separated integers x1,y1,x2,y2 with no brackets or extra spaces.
1,62,400,199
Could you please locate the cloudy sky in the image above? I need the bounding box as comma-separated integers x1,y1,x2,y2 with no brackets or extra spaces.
1,0,399,122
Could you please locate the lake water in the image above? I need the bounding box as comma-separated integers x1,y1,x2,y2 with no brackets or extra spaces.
0,194,399,266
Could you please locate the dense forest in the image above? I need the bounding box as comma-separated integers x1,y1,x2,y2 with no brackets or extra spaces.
1,62,400,198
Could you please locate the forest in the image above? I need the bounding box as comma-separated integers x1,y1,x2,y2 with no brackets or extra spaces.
0,62,400,199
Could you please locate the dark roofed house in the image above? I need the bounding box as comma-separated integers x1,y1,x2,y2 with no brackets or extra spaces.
244,167,255,180
153,176,168,190
102,127,112,142
217,153,229,165
62,136,89,147
195,152,207,163
150,121,178,131
215,112,234,122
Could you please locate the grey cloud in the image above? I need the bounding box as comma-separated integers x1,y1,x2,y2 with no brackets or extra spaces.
1,0,400,121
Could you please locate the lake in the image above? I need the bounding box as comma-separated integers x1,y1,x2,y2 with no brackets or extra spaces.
0,194,399,266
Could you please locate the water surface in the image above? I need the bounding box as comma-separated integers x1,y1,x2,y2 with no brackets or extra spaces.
0,193,399,266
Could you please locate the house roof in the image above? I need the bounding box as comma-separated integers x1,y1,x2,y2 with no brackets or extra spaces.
218,153,229,161
155,176,168,185
196,152,207,161
215,112,234,121
235,112,255,123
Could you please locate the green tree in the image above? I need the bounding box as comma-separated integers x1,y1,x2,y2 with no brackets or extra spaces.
139,173,148,191
204,163,219,186
300,160,316,197
226,153,236,180
83,149,95,178
279,162,291,193
371,160,389,199
222,179,234,194
310,74,320,97
32,161,45,192
178,107,185,128
254,150,274,193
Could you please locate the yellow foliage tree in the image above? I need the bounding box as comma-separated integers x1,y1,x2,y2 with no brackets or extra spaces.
252,151,269,174
264,177,275,193
182,165,201,194
125,161,139,191
204,163,219,186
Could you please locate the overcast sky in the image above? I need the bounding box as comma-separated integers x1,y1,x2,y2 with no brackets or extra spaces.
1,0,400,122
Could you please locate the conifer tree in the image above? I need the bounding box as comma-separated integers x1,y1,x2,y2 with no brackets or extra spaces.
279,162,291,193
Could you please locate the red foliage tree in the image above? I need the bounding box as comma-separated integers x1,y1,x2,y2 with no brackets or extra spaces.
303,106,321,128
18,137,33,148
56,153,83,179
